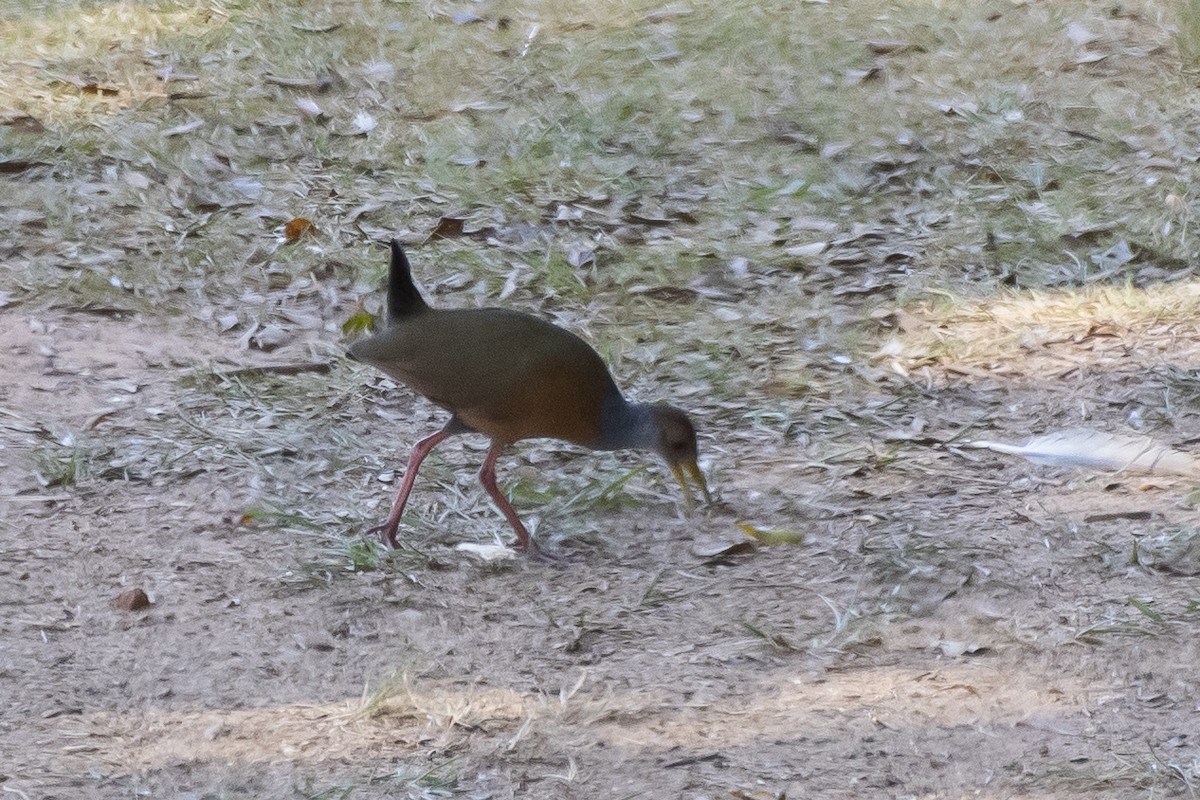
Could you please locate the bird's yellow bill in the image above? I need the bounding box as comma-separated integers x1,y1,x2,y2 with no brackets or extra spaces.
672,460,712,515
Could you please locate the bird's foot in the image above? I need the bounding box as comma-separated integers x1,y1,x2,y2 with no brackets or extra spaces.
515,537,566,565
366,522,400,549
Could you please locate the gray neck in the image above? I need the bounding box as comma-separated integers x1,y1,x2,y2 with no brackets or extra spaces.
595,391,660,453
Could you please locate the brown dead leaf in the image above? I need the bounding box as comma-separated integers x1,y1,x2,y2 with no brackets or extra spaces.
292,22,343,33
609,225,645,245
868,40,914,55
264,74,334,91
80,82,120,97
0,159,50,174
627,285,699,303
430,216,466,239
284,218,317,243
428,216,497,240
2,115,46,134
112,588,151,612
627,206,677,226
84,407,119,430
219,362,333,378
691,538,755,561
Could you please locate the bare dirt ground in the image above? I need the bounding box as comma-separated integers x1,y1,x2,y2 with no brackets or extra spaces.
4,298,1199,799
4,1,1200,798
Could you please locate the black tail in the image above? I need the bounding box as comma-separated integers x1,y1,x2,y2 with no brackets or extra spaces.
386,240,429,324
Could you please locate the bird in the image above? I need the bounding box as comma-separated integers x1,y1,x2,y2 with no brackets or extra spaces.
348,239,710,557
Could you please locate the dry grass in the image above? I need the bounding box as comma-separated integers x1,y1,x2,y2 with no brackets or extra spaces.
885,280,1200,371
5,0,1200,308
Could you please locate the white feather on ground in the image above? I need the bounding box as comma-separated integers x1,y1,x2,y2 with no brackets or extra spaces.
967,428,1200,478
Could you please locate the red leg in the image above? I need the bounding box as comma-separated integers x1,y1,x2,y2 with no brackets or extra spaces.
370,428,452,548
477,442,539,553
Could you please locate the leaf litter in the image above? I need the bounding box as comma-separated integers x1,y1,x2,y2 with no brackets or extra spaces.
3,0,1200,798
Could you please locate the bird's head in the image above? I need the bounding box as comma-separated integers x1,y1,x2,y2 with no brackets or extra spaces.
652,405,712,512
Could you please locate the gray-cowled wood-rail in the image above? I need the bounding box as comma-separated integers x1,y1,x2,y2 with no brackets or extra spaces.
348,240,710,557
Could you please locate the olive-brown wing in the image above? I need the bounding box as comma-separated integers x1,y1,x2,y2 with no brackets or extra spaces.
349,308,617,445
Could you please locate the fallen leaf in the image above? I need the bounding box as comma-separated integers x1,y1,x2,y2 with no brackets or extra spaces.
277,307,324,329
1083,511,1153,523
284,217,317,243
450,101,510,113
361,61,396,84
3,114,45,134
292,22,342,33
264,74,334,91
969,429,1200,478
566,244,595,268
340,111,376,136
250,323,291,351
112,588,152,611
736,522,805,546
161,118,204,138
124,171,150,190
455,543,518,560
1065,22,1097,46
80,82,120,96
0,159,50,174
1089,239,1133,269
84,407,119,430
843,67,880,85
785,241,828,259
343,202,383,223
691,538,756,560
627,207,676,226
430,216,466,239
295,97,323,118
868,39,913,55
820,141,853,159
342,308,375,337
938,640,988,658
627,285,699,303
